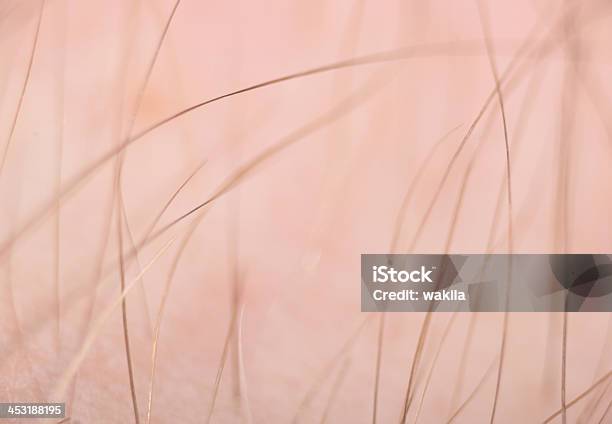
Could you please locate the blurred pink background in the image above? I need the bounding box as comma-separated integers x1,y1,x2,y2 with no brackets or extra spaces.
1,0,612,422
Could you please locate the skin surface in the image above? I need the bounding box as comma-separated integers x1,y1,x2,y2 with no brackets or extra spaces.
1,0,612,422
